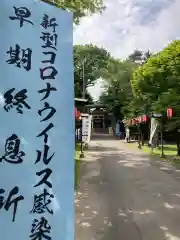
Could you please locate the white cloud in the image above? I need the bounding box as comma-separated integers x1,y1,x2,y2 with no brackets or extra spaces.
74,0,180,99
74,0,179,58
87,78,104,101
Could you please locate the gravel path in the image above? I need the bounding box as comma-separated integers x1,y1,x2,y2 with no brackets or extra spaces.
75,134,180,240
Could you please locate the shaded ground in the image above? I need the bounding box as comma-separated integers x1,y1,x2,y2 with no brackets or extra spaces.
75,133,180,240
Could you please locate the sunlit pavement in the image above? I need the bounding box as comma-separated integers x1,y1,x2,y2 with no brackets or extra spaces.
75,134,180,240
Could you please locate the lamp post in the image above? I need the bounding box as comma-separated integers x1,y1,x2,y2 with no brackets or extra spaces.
80,140,85,158
79,119,85,158
82,57,86,99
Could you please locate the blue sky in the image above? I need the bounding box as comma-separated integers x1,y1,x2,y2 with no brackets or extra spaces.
74,0,180,100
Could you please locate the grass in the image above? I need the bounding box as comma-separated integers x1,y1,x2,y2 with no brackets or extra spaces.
135,142,180,168
75,143,81,189
142,144,177,157
128,140,180,167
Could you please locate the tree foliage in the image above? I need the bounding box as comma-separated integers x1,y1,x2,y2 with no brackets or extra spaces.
99,58,137,120
98,41,180,153
45,0,105,24
131,40,180,130
99,49,152,120
74,44,111,98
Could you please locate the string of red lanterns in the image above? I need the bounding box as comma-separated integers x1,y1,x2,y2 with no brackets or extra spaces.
130,115,148,125
126,108,173,126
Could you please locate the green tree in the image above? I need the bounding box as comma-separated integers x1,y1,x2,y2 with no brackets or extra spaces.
99,58,137,120
131,41,180,113
131,40,180,155
74,44,111,98
43,0,105,24
99,49,152,121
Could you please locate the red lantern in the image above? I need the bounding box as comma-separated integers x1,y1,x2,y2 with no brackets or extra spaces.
167,108,173,118
77,111,81,119
74,108,81,119
143,115,148,122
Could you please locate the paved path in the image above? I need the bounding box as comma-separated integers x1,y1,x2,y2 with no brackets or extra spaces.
75,134,180,240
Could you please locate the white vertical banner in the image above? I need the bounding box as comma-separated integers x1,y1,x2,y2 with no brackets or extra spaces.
81,114,92,144
82,117,89,143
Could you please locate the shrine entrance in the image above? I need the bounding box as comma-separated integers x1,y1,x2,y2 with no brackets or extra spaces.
93,115,104,128
86,104,114,133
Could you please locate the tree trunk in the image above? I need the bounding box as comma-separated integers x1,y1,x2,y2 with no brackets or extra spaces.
139,124,144,146
157,132,160,147
141,133,144,146
137,124,141,148
176,131,180,156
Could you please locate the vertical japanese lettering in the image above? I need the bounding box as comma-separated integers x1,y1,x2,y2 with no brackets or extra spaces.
0,134,25,164
30,217,51,240
4,88,31,114
9,6,34,27
30,13,59,239
6,44,32,71
0,186,24,222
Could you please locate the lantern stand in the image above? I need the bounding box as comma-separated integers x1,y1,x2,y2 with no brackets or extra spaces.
80,141,84,158
152,113,165,158
160,120,165,158
80,122,85,158
141,115,148,146
76,117,84,159
137,123,142,149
